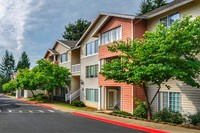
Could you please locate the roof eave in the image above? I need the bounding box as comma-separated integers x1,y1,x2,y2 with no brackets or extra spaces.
146,0,194,19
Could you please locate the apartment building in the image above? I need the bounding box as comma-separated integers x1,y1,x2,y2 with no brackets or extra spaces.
141,0,200,115
44,40,80,102
43,0,200,115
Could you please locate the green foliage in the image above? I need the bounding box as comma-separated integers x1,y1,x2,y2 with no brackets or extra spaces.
133,99,148,118
188,111,200,126
137,0,166,16
16,51,30,71
153,108,186,124
113,110,133,116
71,100,85,107
33,59,71,93
2,80,18,91
0,50,15,84
63,18,91,40
101,15,200,119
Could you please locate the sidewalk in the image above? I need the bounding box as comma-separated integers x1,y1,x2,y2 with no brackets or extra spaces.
7,95,200,133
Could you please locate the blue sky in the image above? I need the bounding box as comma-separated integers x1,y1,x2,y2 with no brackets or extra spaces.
0,0,142,68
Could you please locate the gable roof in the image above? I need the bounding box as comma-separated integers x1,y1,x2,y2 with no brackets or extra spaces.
44,49,59,59
76,12,146,46
141,0,194,18
55,40,77,49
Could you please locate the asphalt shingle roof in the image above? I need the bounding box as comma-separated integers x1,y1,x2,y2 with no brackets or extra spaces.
57,40,78,49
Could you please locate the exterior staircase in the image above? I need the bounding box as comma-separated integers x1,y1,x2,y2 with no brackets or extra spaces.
65,89,80,104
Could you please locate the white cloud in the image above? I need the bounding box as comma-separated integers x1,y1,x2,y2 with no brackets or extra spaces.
0,0,43,53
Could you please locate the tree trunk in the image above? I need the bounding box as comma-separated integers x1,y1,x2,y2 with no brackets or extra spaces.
150,84,161,106
30,90,35,98
142,83,152,120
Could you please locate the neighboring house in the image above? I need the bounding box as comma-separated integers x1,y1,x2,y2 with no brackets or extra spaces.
44,40,79,102
141,0,200,115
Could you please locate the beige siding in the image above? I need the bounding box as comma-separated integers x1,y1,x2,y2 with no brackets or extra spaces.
147,0,200,32
79,16,106,108
148,80,200,115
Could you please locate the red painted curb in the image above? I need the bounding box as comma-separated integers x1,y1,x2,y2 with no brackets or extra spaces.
16,98,52,109
72,112,170,133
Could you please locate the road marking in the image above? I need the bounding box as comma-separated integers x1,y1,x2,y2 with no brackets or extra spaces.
48,110,54,113
28,110,33,113
38,110,44,113
19,110,23,113
8,110,12,113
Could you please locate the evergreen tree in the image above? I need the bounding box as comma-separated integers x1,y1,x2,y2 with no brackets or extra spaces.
0,50,15,84
63,18,91,41
137,0,166,16
16,51,30,70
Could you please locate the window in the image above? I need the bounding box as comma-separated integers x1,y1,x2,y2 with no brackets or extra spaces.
159,92,180,112
101,26,122,45
86,40,98,56
60,53,68,63
86,64,98,78
86,88,98,102
160,13,180,27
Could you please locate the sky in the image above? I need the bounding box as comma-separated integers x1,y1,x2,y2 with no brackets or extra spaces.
0,0,142,68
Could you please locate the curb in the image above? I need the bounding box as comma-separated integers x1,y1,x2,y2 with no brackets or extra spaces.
72,112,170,133
16,98,53,109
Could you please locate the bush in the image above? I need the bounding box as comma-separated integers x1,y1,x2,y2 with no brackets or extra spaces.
153,108,185,124
133,99,147,118
71,100,85,107
188,111,200,126
113,110,133,116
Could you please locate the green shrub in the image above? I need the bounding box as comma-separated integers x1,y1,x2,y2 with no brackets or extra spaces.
133,99,147,118
71,100,85,107
188,111,200,126
113,110,133,116
153,108,185,124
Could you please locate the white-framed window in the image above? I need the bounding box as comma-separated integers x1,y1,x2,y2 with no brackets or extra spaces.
158,92,180,112
86,88,98,102
101,26,122,45
86,40,98,56
86,64,98,78
160,12,180,27
60,53,68,63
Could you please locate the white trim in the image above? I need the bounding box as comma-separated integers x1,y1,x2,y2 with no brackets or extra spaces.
59,61,71,65
98,87,101,110
81,53,98,59
56,40,71,49
147,0,193,18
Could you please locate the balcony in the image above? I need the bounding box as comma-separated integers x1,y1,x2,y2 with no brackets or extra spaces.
71,64,80,75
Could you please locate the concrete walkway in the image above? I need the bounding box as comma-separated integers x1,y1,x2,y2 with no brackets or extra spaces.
5,95,199,133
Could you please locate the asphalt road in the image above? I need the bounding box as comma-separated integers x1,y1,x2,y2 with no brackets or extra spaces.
0,95,148,133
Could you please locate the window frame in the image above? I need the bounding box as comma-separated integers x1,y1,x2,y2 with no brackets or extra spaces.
158,91,181,112
60,52,68,63
100,26,122,45
85,88,98,102
86,39,99,56
86,64,98,78
160,12,180,27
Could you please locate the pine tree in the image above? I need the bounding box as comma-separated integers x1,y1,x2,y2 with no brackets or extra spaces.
16,51,30,70
63,18,91,41
137,0,166,16
0,50,15,83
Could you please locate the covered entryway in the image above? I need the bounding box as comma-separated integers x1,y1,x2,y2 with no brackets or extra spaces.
106,87,121,110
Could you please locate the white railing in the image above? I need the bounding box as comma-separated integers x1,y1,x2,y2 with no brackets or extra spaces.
71,64,80,73
65,91,72,102
65,89,80,104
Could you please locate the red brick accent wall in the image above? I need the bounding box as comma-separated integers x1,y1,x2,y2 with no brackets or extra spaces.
99,17,147,113
133,19,147,39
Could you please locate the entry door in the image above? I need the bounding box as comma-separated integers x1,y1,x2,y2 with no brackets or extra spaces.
108,90,117,110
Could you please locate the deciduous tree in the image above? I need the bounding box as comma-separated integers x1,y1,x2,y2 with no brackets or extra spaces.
101,15,200,119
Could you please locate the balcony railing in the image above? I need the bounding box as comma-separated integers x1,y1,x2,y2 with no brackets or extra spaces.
71,64,80,73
